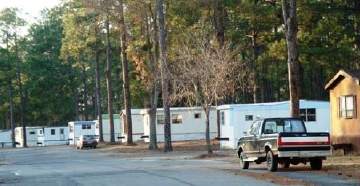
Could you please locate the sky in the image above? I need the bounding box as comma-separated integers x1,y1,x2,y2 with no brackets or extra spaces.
0,0,60,23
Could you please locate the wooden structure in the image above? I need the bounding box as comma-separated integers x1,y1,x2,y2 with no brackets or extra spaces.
325,69,360,153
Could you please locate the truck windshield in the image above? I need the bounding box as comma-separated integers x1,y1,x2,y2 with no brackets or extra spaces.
264,118,306,133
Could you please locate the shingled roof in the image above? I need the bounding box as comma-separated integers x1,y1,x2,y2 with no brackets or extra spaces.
325,69,360,90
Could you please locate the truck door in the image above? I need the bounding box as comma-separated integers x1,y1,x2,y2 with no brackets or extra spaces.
245,121,261,157
250,121,261,157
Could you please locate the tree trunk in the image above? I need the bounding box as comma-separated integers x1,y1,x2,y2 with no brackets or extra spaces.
282,0,300,117
213,0,224,138
68,57,79,120
204,105,212,154
213,0,225,46
119,0,133,145
157,0,172,152
252,31,260,103
82,64,89,121
105,17,115,142
95,49,103,142
148,3,159,150
9,81,15,148
355,0,360,68
12,34,27,147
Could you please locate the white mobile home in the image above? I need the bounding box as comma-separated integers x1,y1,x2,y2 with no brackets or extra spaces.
101,114,122,142
142,107,217,142
217,100,330,149
0,130,12,147
43,126,69,146
68,121,98,145
15,127,44,147
120,109,144,142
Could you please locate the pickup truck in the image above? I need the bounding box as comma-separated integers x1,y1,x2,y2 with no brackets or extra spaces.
236,117,331,172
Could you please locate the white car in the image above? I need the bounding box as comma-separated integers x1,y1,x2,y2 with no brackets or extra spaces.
76,135,98,149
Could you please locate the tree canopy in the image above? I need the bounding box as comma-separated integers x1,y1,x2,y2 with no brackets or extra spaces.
0,0,358,129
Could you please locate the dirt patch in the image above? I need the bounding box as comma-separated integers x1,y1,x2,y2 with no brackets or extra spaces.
224,168,316,186
193,153,230,159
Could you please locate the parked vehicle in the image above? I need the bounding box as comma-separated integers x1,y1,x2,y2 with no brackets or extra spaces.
236,117,331,172
76,135,98,149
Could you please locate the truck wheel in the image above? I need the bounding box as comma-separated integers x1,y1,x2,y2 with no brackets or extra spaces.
310,158,322,170
266,151,278,172
239,151,249,169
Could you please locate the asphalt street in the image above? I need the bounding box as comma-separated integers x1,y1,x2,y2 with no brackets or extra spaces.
1,146,359,186
0,146,277,186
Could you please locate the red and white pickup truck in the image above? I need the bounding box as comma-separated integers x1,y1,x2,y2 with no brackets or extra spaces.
236,117,331,172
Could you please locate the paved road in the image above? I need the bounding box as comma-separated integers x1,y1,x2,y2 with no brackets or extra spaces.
0,146,276,186
1,146,359,186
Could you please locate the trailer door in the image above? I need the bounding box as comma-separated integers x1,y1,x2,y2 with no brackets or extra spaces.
60,128,65,140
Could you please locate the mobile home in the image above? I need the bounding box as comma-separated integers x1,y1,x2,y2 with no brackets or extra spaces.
101,114,122,142
217,100,330,149
0,130,12,147
141,107,217,142
120,109,144,142
43,126,69,146
15,127,44,147
68,121,98,145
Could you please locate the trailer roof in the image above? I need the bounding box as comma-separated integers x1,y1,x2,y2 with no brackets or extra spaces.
217,100,329,111
68,121,96,125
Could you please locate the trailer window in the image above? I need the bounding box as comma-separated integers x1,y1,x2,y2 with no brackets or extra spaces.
60,128,64,135
172,114,182,124
220,111,225,126
29,131,35,135
69,125,74,132
82,124,91,129
194,113,201,119
51,129,56,135
245,115,253,121
157,115,165,125
300,108,316,122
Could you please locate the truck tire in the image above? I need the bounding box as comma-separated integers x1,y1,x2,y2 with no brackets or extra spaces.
239,151,249,169
310,158,322,170
266,151,278,172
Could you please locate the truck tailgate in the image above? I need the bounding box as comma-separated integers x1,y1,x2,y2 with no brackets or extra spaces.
277,133,331,157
